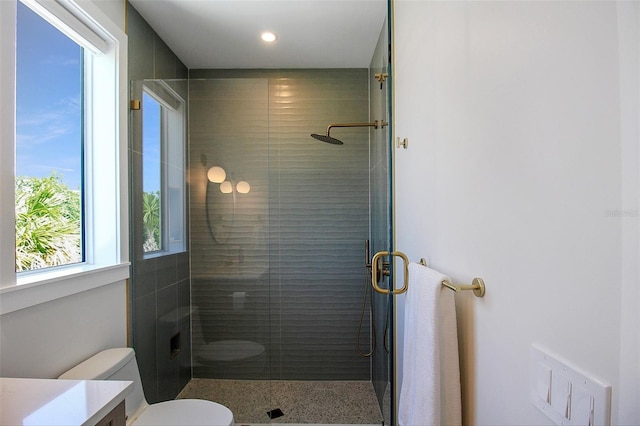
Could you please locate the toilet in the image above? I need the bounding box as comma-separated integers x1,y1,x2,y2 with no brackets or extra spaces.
58,348,234,426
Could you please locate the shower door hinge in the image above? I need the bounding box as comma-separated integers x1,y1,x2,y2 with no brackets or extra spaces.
365,240,390,282
130,99,141,110
374,73,388,89
396,137,408,149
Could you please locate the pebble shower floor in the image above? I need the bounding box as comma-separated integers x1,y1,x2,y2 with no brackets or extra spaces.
177,379,384,425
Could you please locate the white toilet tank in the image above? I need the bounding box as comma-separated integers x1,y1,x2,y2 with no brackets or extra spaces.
59,348,148,422
59,348,234,426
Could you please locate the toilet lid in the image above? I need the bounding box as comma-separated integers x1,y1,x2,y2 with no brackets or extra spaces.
132,399,234,426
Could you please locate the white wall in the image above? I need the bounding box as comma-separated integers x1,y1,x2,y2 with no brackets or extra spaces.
616,3,640,424
0,0,128,380
79,0,125,32
393,1,639,425
0,282,127,378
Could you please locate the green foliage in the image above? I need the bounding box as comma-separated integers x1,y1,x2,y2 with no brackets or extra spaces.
142,191,161,252
15,174,81,271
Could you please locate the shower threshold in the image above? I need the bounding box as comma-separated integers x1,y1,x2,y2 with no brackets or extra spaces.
177,379,384,425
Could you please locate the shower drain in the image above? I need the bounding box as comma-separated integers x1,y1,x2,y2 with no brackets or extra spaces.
266,408,284,419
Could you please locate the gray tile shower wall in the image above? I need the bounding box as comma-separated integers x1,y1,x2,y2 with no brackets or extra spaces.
189,69,371,381
127,2,190,404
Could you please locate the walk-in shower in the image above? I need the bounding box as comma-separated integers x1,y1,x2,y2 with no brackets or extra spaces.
179,67,392,424
127,0,394,422
131,69,392,423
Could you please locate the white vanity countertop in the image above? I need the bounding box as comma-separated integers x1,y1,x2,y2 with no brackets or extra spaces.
0,377,133,426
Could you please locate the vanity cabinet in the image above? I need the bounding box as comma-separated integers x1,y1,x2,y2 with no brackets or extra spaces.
95,400,126,426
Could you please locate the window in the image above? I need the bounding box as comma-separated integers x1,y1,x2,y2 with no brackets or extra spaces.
15,1,85,272
141,81,186,255
142,91,161,252
0,0,128,312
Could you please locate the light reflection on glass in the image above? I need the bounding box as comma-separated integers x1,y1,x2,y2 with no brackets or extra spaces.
24,382,87,425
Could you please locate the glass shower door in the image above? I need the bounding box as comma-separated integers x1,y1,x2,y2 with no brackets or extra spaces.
369,13,394,422
188,76,272,415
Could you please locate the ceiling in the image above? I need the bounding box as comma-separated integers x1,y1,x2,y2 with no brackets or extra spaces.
128,0,388,69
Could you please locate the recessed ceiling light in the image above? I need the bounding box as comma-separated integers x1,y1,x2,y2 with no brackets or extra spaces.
261,32,277,42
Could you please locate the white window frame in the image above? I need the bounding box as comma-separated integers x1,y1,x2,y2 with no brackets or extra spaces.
142,80,187,256
0,0,129,314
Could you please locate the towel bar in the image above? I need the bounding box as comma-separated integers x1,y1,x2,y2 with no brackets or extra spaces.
368,253,486,298
419,258,486,297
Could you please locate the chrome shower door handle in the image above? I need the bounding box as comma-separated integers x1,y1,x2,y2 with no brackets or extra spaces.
371,251,409,295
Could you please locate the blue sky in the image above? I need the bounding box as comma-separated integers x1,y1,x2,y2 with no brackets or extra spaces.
17,2,162,193
142,92,161,194
16,1,83,190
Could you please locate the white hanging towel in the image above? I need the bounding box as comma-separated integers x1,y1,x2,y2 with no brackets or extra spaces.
398,263,462,426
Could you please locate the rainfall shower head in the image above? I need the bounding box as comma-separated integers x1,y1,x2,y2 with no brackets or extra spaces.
311,133,344,145
310,120,388,145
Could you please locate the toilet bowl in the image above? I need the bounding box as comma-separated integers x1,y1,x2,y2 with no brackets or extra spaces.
133,399,231,426
58,348,233,426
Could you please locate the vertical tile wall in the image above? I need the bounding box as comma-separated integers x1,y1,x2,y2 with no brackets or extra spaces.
189,69,372,381
127,3,191,403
